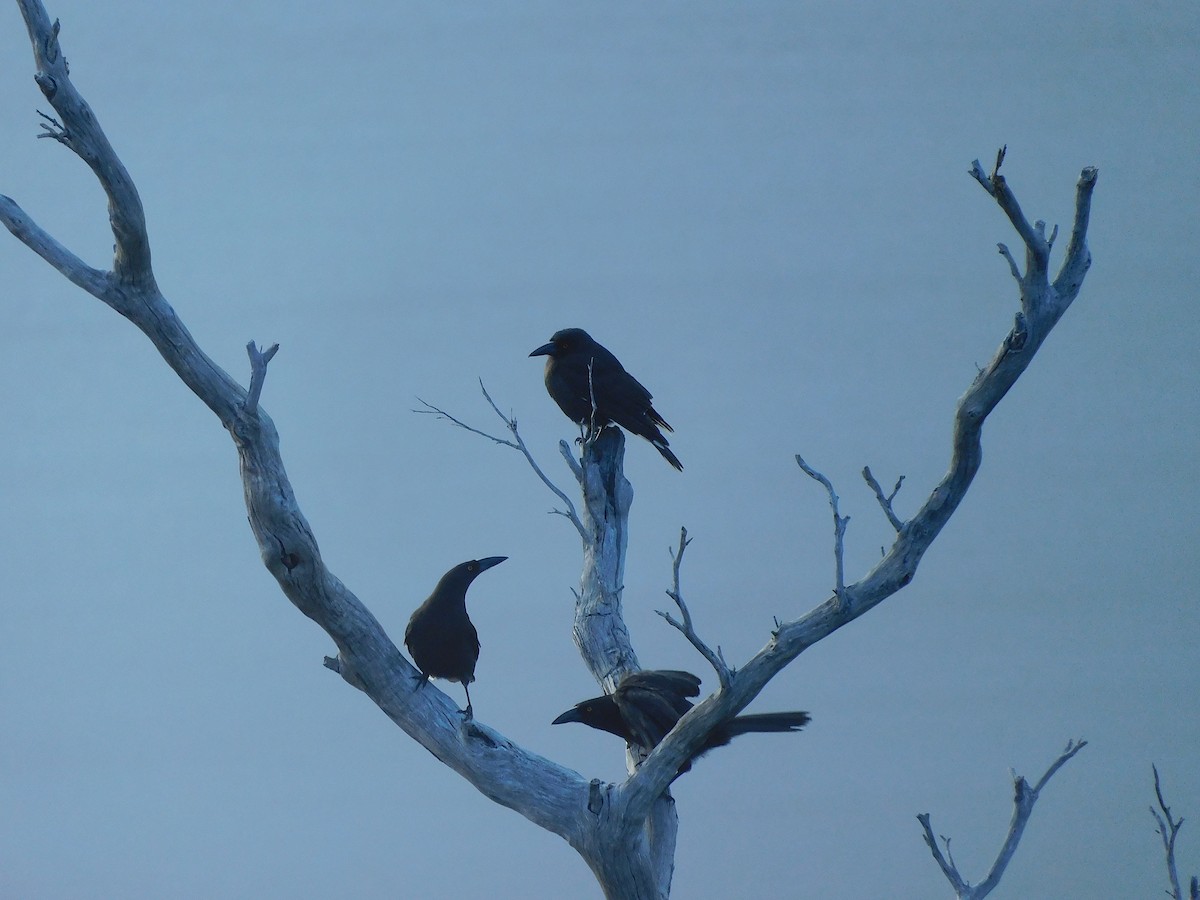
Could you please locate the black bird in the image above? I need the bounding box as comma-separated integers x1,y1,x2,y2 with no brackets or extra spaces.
529,328,683,471
552,669,810,776
404,556,506,716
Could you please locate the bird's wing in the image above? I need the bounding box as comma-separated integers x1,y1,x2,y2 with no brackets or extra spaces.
613,670,700,748
619,669,701,698
600,370,661,433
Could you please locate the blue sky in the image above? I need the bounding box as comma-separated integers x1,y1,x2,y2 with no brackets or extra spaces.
2,2,1197,897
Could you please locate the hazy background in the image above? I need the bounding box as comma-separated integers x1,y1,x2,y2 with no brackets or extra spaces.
2,2,1197,897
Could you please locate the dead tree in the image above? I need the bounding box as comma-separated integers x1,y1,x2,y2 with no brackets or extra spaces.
1,3,1097,897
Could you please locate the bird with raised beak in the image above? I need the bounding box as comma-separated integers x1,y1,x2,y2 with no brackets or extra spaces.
529,327,683,470
404,556,506,717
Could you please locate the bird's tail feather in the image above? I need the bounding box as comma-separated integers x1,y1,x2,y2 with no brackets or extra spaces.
726,712,811,735
653,439,684,471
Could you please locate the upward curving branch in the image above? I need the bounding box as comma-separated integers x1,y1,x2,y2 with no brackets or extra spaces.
2,0,595,858
12,1,150,284
918,739,1088,899
613,153,1097,825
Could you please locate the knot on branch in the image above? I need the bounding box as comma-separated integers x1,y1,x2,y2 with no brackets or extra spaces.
1005,312,1029,354
1013,774,1030,804
45,19,64,64
34,73,58,100
588,779,606,815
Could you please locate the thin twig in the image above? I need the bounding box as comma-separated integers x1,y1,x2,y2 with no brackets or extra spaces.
796,455,848,604
1053,167,1098,297
982,146,1051,289
862,466,905,532
1030,738,1087,793
244,341,279,415
479,381,586,538
414,397,517,448
997,243,1022,282
655,527,732,687
918,813,968,895
36,109,68,144
415,386,586,538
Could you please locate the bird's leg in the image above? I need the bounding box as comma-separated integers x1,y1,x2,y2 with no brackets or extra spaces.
412,671,430,693
462,682,474,719
573,419,593,447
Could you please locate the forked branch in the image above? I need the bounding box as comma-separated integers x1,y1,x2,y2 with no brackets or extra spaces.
656,527,732,687
918,740,1087,899
619,157,1097,828
244,342,279,416
1152,764,1196,900
863,466,905,532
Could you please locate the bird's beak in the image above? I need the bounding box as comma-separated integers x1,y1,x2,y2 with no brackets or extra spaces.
529,341,555,358
551,707,584,725
476,556,507,572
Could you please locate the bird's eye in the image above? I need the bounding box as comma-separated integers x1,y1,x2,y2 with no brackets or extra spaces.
468,563,477,572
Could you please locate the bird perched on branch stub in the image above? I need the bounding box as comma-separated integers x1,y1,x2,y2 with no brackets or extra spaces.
405,556,507,717
552,669,810,777
529,327,683,470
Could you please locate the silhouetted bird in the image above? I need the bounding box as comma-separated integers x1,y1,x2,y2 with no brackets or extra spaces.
404,556,506,716
552,669,810,776
529,328,683,471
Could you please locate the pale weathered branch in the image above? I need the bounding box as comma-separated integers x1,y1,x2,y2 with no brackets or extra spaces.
617,158,1098,829
918,739,1087,899
418,391,672,895
996,243,1023,283
970,146,1050,288
0,193,107,294
656,527,732,688
796,455,849,602
559,438,585,480
244,341,279,416
1053,166,1098,299
862,466,905,532
12,0,153,284
571,429,641,690
4,0,594,860
918,816,969,896
1151,764,1195,900
415,396,518,448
